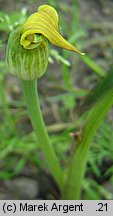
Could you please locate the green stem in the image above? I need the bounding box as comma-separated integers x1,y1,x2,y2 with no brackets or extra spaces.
20,79,63,188
62,87,113,199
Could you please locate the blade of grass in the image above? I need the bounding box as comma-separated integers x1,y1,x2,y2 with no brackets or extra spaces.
0,75,16,134
80,55,106,77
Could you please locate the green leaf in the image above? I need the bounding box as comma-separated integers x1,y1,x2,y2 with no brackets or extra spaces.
62,66,113,199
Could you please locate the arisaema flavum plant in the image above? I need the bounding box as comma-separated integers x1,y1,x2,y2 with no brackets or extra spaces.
6,4,113,199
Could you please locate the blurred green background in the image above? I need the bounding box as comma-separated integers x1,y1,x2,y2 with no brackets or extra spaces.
0,0,113,199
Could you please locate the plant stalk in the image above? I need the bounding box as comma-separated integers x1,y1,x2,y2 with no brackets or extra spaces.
20,79,63,188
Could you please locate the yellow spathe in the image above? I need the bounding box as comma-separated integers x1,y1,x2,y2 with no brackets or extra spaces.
20,4,84,55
